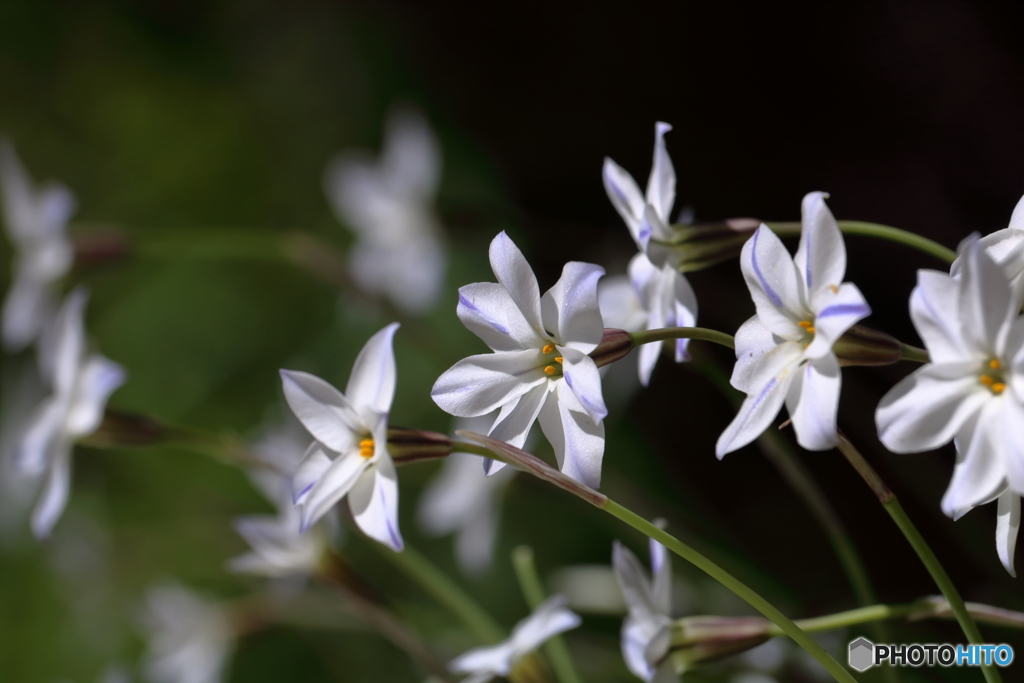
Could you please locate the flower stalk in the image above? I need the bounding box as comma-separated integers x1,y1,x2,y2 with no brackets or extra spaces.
767,220,957,264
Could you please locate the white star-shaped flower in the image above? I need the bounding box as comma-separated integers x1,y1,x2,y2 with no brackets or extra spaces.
877,236,1024,575
717,192,871,456
280,323,403,550
17,288,125,538
324,108,446,314
603,123,698,385
613,535,677,683
432,232,607,488
0,143,75,351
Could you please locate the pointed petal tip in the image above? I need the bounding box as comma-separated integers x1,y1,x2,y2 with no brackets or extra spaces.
655,122,673,136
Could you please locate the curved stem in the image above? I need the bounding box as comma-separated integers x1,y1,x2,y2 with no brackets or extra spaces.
899,343,930,363
511,546,583,683
835,434,1001,683
767,221,956,264
630,326,735,350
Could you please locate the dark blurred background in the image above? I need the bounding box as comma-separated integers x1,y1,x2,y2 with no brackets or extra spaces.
2,1,1024,681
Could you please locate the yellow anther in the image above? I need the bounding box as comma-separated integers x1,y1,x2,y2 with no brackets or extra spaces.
554,356,563,364
806,326,815,334
829,284,839,294
990,359,1001,370
542,343,555,354
544,365,556,375
359,438,375,458
798,320,814,329
992,383,1007,395
980,375,994,386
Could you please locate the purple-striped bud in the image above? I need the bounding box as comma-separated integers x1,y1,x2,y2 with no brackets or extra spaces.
832,324,903,367
590,328,634,369
387,427,452,465
670,616,772,670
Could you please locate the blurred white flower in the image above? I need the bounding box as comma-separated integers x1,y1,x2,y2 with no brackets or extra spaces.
281,323,404,550
613,536,676,682
603,123,698,385
449,594,581,683
432,232,607,488
141,584,232,683
877,236,1024,575
417,413,515,575
717,193,871,456
324,107,446,314
17,288,125,538
0,143,75,351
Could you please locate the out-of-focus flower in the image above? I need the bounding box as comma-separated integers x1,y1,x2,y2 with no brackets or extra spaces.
141,584,232,683
431,232,607,488
613,536,676,682
603,123,698,385
324,107,445,314
0,143,75,351
17,288,125,538
449,595,581,683
950,194,1024,308
877,237,1024,575
281,323,403,550
717,193,871,456
417,413,515,575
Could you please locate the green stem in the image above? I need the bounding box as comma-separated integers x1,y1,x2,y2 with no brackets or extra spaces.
370,542,504,644
630,326,735,350
835,434,1001,683
899,343,930,363
602,500,856,683
767,221,956,264
511,546,583,683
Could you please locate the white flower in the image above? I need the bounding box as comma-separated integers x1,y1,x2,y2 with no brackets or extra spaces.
141,584,232,683
417,414,516,575
950,193,1024,309
431,232,607,488
0,143,75,351
280,323,403,550
17,288,125,538
324,107,446,314
613,537,676,683
603,123,698,385
876,237,1024,575
716,192,871,456
449,594,581,683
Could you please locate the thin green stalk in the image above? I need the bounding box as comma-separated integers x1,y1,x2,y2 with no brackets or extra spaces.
630,326,735,350
767,221,956,264
511,546,583,683
370,542,504,643
899,343,930,363
835,434,1001,683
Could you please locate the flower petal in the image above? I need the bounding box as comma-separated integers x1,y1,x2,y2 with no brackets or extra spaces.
431,349,548,418
541,261,605,351
996,491,1020,577
644,122,676,223
458,282,539,351
508,594,582,662
41,287,88,395
489,232,545,339
346,323,399,418
910,270,971,363
739,226,804,338
2,274,54,351
602,158,645,244
612,541,659,622
65,355,126,437
299,452,370,531
450,642,515,677
292,441,333,505
785,354,841,451
30,444,72,539
484,383,549,475
877,362,991,453
667,266,698,362
560,350,607,423
957,237,1013,356
794,192,845,298
349,457,403,551
280,370,362,453
16,396,66,474
943,399,1016,518
380,107,441,200
540,381,606,489
805,283,871,359
597,274,646,332
731,316,778,394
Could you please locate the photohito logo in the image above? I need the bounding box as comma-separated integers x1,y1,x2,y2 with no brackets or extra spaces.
848,638,1014,671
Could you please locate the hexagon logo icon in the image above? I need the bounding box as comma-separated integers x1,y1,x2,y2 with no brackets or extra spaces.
848,637,875,672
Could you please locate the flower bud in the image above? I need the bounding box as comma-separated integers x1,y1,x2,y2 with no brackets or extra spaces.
832,324,903,367
73,229,131,267
590,328,634,368
81,409,168,447
669,616,772,671
387,427,452,465
658,218,761,273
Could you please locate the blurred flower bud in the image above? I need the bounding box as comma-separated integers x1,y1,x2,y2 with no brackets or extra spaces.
82,409,168,447
73,228,132,267
387,427,452,465
658,218,761,273
832,324,903,367
590,328,634,368
670,615,772,671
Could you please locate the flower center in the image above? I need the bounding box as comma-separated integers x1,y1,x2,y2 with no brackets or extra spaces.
979,358,1006,395
798,319,816,348
541,342,564,377
359,438,375,458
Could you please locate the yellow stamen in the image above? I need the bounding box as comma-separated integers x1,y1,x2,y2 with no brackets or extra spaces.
554,356,563,364
544,365,556,375
806,326,815,334
992,383,1006,395
542,343,555,354
980,375,994,386
798,320,813,329
990,359,1001,370
359,438,375,458
828,284,839,294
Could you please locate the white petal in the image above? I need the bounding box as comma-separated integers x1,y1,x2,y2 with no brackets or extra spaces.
417,451,485,535
292,442,333,504
380,107,442,200
641,205,677,265
378,236,446,315
560,349,607,423
910,270,971,363
65,355,126,437
489,232,545,339
621,617,657,680
996,491,1020,577
794,192,846,298
648,534,672,618
629,251,660,306
597,275,646,332
739,226,804,338
942,401,1011,518
645,122,676,223
717,344,803,458
997,396,1024,494
785,354,841,451
612,541,659,622
16,396,66,474
450,642,515,676
42,287,89,396
540,381,606,489
458,282,539,351
508,594,582,662
957,237,1013,356
299,452,370,531
667,266,698,362
454,495,500,575
345,323,399,418
431,349,548,418
805,282,871,359
280,370,362,453
30,443,72,538
541,261,605,351
489,383,547,449
637,340,661,388
603,158,645,244
731,316,779,394
349,457,403,551
876,362,989,453
2,274,53,351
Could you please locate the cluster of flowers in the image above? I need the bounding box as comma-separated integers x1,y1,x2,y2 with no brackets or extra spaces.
4,113,1024,683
